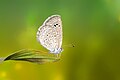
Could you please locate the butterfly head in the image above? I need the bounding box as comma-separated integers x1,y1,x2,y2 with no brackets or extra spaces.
50,48,63,54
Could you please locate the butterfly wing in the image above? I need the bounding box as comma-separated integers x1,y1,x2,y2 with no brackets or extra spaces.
37,15,62,53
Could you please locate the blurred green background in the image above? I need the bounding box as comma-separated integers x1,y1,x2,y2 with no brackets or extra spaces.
0,0,120,80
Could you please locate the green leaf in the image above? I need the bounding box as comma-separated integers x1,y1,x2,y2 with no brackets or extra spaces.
4,49,60,64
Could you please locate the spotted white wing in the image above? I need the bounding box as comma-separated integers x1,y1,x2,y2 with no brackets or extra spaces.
37,15,62,54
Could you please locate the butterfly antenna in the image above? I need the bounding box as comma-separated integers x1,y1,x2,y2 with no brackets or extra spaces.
63,43,75,48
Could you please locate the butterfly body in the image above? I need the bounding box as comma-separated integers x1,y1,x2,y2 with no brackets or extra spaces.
37,15,63,54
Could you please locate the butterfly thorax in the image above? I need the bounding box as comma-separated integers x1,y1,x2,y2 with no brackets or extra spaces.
50,48,63,54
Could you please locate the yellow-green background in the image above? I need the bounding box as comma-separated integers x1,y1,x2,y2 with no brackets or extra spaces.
0,0,120,80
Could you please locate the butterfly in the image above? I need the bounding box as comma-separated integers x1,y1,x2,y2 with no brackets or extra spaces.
36,15,63,54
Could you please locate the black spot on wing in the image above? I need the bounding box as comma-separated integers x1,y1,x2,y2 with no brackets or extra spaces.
54,24,59,27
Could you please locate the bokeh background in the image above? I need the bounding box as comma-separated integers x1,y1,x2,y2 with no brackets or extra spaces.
0,0,120,80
